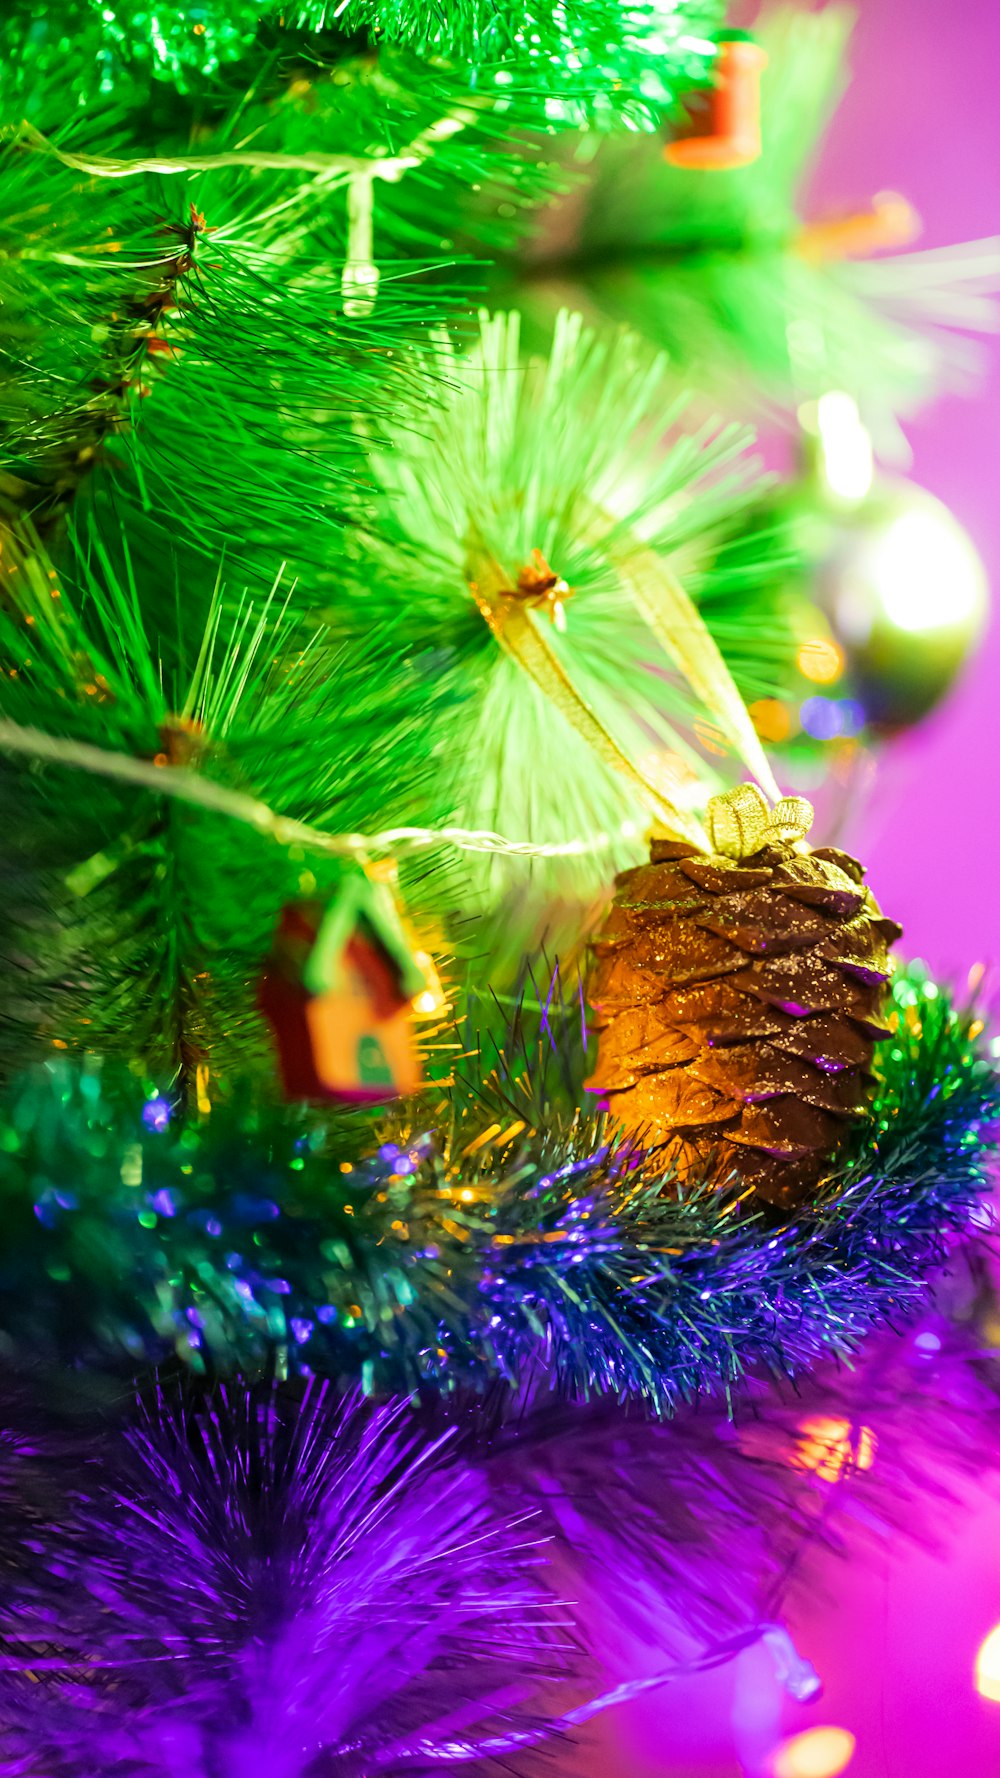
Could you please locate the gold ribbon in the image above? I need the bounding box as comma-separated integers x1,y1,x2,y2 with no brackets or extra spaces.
468,514,806,857
594,516,784,808
468,541,708,849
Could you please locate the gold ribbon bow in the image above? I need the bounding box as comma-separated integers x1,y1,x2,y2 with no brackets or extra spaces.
705,783,814,860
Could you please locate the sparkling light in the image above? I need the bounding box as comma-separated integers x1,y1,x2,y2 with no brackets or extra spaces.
411,950,446,1020
772,1725,856,1777
975,1623,1000,1701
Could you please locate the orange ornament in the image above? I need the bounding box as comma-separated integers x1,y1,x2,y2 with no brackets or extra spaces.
664,36,768,172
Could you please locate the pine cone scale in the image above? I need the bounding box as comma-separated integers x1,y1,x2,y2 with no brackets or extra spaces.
588,831,899,1207
697,906,836,956
678,858,774,892
728,1099,847,1158
606,1071,742,1130
765,1012,881,1072
688,1043,866,1114
773,875,866,916
732,954,885,1017
592,930,749,992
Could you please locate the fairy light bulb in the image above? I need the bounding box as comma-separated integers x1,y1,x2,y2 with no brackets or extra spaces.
813,391,874,503
761,1625,822,1702
342,173,380,319
975,1623,1000,1700
772,1725,856,1778
411,950,446,1019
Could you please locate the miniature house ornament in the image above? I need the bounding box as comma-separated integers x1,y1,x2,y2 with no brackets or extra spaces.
258,871,426,1102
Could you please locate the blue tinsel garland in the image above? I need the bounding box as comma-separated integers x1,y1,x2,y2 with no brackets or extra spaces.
0,968,995,1411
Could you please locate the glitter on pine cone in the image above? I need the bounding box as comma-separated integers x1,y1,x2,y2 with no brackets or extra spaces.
587,788,901,1208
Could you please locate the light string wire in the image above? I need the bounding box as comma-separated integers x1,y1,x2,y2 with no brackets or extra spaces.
0,719,637,861
392,1623,818,1764
10,112,482,193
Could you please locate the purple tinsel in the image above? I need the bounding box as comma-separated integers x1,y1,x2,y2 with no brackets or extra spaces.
0,1384,565,1777
3,1263,1000,1776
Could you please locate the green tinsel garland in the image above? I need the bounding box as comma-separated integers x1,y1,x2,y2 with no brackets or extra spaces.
0,967,994,1412
7,0,722,118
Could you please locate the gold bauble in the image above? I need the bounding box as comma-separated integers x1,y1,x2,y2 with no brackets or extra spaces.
817,479,988,734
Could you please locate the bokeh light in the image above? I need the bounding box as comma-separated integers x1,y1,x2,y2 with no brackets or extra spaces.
799,695,865,741
749,698,794,743
637,748,702,800
975,1624,1000,1701
772,1725,857,1778
870,501,986,635
412,948,445,1017
141,1095,172,1133
813,390,874,502
794,1415,876,1482
797,636,844,684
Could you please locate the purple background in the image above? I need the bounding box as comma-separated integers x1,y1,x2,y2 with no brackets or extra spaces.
813,0,1000,982
581,3,1000,1774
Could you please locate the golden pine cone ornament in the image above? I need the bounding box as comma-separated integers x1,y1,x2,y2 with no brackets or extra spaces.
587,787,901,1208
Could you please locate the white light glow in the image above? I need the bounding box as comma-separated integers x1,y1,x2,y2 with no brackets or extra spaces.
975,1622,1000,1700
772,1725,856,1778
815,392,875,502
870,503,987,635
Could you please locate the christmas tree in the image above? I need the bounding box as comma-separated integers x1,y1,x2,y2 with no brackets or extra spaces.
0,5,997,1774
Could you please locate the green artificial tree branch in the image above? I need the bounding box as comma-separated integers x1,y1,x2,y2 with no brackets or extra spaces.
0,44,564,559
0,526,462,1083
0,719,632,865
0,0,726,122
508,7,1000,454
316,307,794,943
0,198,210,533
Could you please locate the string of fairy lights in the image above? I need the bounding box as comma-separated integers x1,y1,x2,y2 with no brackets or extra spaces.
0,719,647,861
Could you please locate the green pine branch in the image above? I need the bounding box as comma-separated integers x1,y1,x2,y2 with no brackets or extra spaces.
322,310,793,913
1,1,726,123
507,8,1000,454
0,42,567,574
0,526,462,1085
